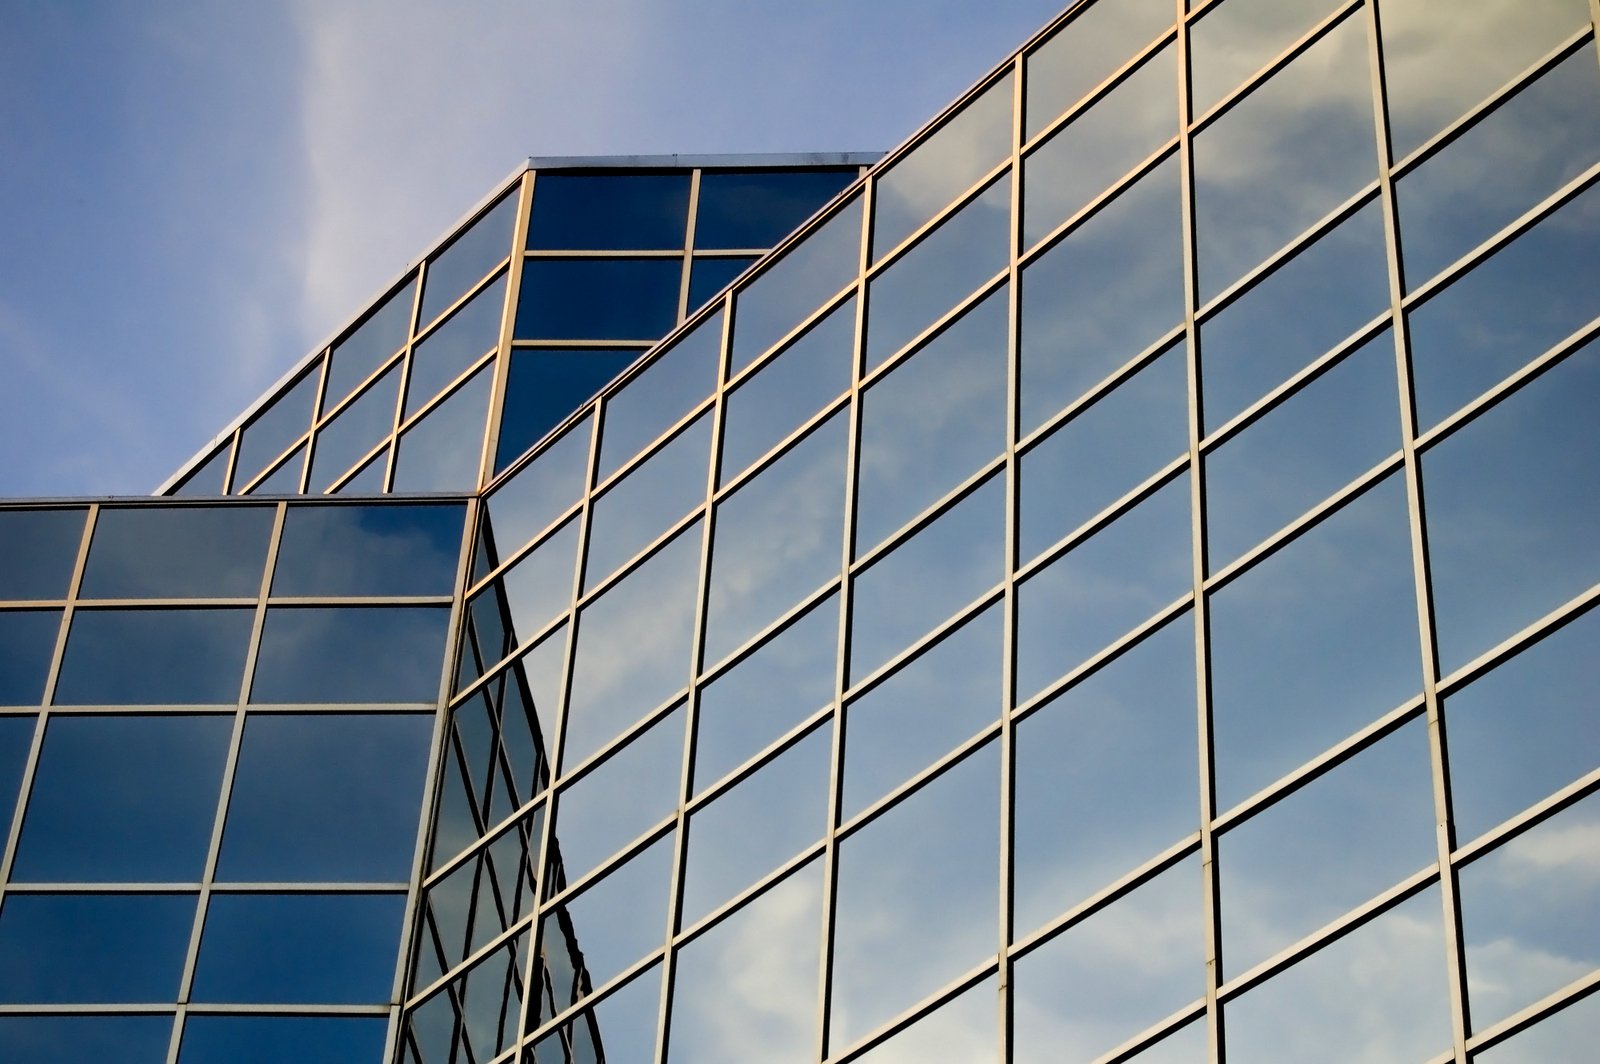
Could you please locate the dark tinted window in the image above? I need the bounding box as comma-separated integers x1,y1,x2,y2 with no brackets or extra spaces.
81,506,274,599
0,892,195,1002
496,348,638,474
235,368,319,490
0,714,35,842
272,503,464,597
420,189,518,326
55,608,254,705
325,278,415,414
695,169,855,248
0,610,61,705
687,255,756,308
0,1015,172,1064
0,508,85,600
251,606,451,704
526,172,690,250
514,258,682,341
177,1016,388,1064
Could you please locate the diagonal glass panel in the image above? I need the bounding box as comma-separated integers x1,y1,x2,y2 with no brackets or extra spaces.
234,368,320,492
584,414,711,592
1189,0,1342,118
406,273,506,418
496,348,636,475
325,277,415,414
309,362,400,493
391,364,494,493
420,188,518,328
597,309,722,479
1024,0,1173,138
552,706,683,885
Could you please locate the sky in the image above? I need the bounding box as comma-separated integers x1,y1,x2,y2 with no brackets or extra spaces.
0,0,1069,498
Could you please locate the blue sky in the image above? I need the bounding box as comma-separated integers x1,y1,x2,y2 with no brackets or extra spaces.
0,0,1067,497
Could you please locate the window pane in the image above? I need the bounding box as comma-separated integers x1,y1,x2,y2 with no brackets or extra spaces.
540,833,672,1002
391,364,493,493
273,502,464,598
0,714,33,842
515,259,681,341
219,713,434,882
1473,989,1600,1063
527,172,690,251
13,714,231,882
1189,0,1341,116
0,508,84,600
686,256,755,313
485,412,592,564
496,348,636,475
178,1015,388,1064
0,892,195,1002
0,610,61,706
191,892,405,1003
584,414,711,591
172,444,231,496
406,273,505,418
55,608,254,705
695,169,855,249
326,278,415,414
1024,0,1173,138
0,1015,172,1064
82,505,274,599
849,974,997,1064
243,443,306,496
235,368,319,490
526,962,661,1062
553,706,683,884
251,606,450,704
597,310,722,479
420,188,517,327
310,363,401,493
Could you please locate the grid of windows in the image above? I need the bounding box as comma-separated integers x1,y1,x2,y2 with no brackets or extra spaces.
165,161,869,500
400,1,1600,1061
0,500,470,1063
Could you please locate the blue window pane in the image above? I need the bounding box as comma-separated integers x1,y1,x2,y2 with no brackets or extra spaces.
191,892,406,1004
13,714,231,882
0,893,195,1002
325,278,415,415
420,188,518,328
390,365,494,493
0,715,34,844
0,610,61,705
179,1015,388,1064
219,713,434,882
527,172,690,251
515,259,682,341
81,506,275,599
172,444,231,496
485,412,592,562
695,169,856,249
496,348,637,474
251,606,451,704
309,363,401,493
0,1015,173,1064
55,608,254,706
245,443,307,496
272,503,464,598
687,255,756,309
406,273,506,419
596,310,722,479
0,508,85,600
235,368,320,490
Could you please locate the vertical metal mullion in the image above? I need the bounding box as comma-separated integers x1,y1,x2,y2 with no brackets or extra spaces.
1364,2,1469,1059
300,353,332,495
165,499,287,1064
384,262,430,494
814,172,872,1063
653,288,730,1064
1175,3,1223,1060
1591,0,1600,65
479,170,537,495
221,427,243,495
677,171,702,324
998,51,1026,1064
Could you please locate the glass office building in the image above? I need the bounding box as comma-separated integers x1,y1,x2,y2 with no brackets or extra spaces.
3,1,1599,1061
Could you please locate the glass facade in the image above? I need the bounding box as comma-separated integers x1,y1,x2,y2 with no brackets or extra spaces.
4,1,1599,1062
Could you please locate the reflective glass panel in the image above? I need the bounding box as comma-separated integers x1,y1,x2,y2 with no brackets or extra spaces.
1023,42,1176,248
13,713,230,882
1189,0,1341,117
1205,331,1400,569
0,610,60,706
1209,476,1420,810
251,605,450,703
584,414,711,590
729,195,862,374
178,1015,388,1064
0,508,84,600
335,451,387,494
695,168,856,248
1423,342,1600,673
0,714,32,839
687,255,755,310
218,713,433,881
1379,0,1590,161
82,505,273,599
527,172,690,250
486,413,592,563
0,892,195,1002
482,516,578,650
1014,856,1204,1064
326,278,415,413
1020,342,1186,566
0,1015,171,1064
420,188,517,327
554,706,683,884
842,602,1001,820
1198,199,1389,431
668,862,823,1064
850,975,998,1064
850,474,1004,683
391,364,493,492
1024,0,1172,138
1443,607,1600,842
496,348,636,474
1474,990,1600,1063
597,309,722,479
1396,47,1600,291
864,175,1010,373
1460,792,1600,1031
1021,155,1184,435
172,444,230,495
681,727,829,926
1221,887,1451,1063
528,962,661,1063
721,294,854,485
515,259,681,341
274,502,463,597
1218,719,1435,977
244,443,306,495
235,368,319,490
55,607,254,705
830,743,999,1052
705,412,847,666
191,892,405,1003
309,363,400,492
1407,180,1600,431
856,286,1007,555
694,591,838,790
1015,474,1191,705
407,273,506,418
543,832,672,999
872,71,1013,261
564,521,700,765
1014,616,1198,934
1192,14,1376,301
